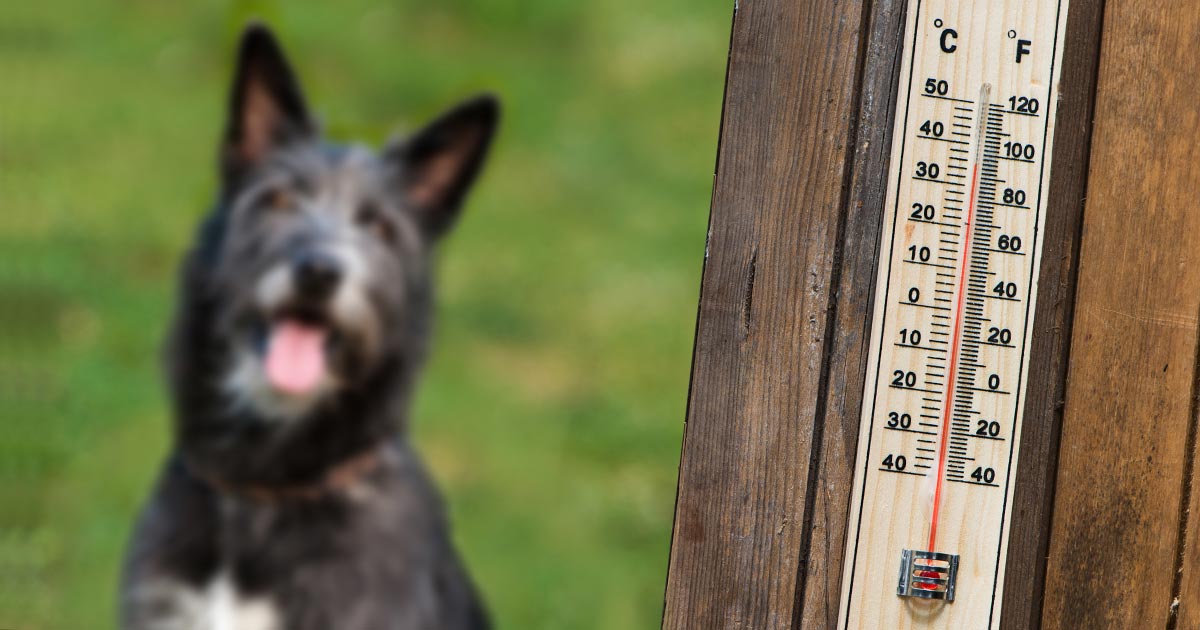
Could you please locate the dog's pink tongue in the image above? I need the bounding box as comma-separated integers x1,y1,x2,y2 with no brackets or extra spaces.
265,320,328,395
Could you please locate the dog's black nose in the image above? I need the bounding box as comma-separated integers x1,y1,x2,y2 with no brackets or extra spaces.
293,251,343,298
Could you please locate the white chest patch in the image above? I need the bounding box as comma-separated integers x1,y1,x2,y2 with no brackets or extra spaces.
206,573,278,630
127,573,279,630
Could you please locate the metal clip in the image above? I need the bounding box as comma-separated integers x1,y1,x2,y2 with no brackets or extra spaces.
897,549,959,601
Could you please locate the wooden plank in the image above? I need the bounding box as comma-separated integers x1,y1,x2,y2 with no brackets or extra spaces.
791,0,908,626
1041,0,1200,627
660,0,871,626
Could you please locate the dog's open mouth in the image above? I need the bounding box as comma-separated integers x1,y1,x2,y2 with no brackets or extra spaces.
255,302,346,398
226,305,363,417
264,318,329,395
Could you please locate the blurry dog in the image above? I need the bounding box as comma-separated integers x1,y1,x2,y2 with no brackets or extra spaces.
121,24,497,630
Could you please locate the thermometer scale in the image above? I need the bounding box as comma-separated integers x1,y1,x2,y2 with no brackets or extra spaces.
838,0,1069,627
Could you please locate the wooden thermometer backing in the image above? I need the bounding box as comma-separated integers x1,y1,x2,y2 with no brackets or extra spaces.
838,0,1070,627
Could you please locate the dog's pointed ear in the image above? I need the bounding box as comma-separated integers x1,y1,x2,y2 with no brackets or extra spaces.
386,95,499,237
222,24,314,180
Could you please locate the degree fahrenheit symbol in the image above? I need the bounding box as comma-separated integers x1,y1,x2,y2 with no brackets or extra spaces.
1016,38,1032,63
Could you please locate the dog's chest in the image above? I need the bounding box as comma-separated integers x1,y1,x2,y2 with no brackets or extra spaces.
122,454,483,630
145,572,279,630
206,573,278,630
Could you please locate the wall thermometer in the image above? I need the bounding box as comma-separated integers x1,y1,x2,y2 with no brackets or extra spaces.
838,0,1069,627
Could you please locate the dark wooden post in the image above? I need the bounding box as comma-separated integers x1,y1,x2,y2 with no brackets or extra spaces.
662,0,889,626
1041,2,1200,627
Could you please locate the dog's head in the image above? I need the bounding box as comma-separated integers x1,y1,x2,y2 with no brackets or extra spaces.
177,25,497,429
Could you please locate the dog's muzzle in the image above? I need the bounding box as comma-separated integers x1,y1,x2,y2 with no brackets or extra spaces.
243,246,378,407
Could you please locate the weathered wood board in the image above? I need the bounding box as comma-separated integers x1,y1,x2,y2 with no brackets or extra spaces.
1041,0,1200,627
662,0,875,626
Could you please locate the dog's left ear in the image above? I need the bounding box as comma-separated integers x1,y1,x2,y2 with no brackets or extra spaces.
386,95,500,237
222,24,315,182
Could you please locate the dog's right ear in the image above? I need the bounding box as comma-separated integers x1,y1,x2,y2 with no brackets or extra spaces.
222,24,314,182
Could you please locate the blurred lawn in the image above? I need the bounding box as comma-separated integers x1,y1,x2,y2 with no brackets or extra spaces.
0,1,728,628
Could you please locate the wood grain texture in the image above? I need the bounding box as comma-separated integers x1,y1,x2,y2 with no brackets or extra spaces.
1041,0,1200,627
661,0,871,627
791,0,905,626
997,1,1106,627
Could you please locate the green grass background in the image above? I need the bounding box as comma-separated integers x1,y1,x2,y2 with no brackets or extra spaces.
0,1,728,628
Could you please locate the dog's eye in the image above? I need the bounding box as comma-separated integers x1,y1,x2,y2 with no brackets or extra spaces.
264,187,294,212
357,202,395,243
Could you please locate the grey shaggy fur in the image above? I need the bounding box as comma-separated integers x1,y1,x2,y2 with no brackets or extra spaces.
120,24,498,630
